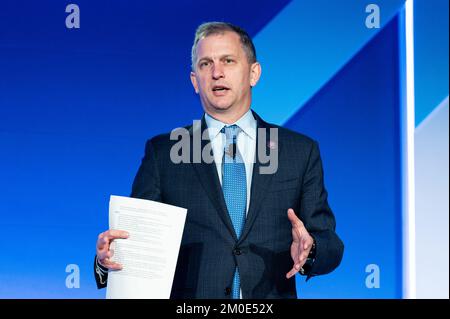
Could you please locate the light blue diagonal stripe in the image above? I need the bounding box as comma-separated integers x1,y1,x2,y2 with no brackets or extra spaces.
252,0,405,125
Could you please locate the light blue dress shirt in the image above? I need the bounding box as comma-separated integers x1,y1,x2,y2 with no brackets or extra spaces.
204,109,257,215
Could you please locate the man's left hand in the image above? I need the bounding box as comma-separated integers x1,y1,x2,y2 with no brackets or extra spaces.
286,208,314,279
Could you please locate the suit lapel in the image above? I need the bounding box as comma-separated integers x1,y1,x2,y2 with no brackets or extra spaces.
190,116,239,241
238,111,281,244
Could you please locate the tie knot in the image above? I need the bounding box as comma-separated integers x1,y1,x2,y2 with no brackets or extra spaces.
221,124,240,141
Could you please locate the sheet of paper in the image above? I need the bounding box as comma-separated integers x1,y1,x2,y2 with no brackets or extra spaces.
106,195,187,299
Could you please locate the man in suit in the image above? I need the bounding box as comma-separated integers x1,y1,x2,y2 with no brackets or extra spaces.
95,22,343,298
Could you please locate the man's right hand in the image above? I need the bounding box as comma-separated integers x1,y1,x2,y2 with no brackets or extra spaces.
96,229,129,270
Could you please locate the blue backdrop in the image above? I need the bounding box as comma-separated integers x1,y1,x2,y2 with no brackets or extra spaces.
0,0,447,298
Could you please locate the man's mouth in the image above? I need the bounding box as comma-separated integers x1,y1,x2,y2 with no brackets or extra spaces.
212,85,230,92
212,85,230,97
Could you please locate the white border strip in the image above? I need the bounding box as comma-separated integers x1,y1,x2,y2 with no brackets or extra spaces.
404,0,416,299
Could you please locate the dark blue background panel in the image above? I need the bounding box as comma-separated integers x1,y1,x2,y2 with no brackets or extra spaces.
285,15,402,298
0,0,291,138
0,1,291,298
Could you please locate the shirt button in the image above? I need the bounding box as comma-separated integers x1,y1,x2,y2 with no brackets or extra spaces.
225,287,231,295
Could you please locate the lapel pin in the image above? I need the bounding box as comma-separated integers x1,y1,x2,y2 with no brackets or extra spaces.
268,140,277,150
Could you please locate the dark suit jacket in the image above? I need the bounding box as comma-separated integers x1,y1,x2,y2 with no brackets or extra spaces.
94,111,343,298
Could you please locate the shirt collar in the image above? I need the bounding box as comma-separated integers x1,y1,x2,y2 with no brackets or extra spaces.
204,109,257,141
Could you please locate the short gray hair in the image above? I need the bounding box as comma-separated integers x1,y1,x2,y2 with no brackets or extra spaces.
191,22,257,70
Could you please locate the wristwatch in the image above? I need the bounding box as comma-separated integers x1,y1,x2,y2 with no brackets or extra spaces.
299,238,316,276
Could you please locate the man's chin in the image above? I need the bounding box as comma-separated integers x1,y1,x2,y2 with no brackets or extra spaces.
210,104,233,113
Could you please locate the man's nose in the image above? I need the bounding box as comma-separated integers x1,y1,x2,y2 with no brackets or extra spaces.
212,64,224,79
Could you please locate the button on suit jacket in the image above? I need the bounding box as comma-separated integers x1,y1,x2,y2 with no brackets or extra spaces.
94,111,344,299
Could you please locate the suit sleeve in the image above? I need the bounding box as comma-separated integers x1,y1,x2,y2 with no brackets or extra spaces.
94,138,162,289
299,141,344,279
131,138,163,200
94,255,109,289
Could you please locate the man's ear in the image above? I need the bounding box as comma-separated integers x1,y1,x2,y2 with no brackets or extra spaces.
249,62,262,87
190,71,199,94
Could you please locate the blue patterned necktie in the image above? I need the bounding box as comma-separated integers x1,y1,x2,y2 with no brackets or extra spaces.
221,124,247,299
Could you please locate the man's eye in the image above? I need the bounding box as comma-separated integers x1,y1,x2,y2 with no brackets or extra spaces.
200,61,210,67
225,59,234,64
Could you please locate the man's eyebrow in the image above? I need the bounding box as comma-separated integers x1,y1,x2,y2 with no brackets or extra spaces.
197,57,213,63
220,54,237,59
198,54,238,63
